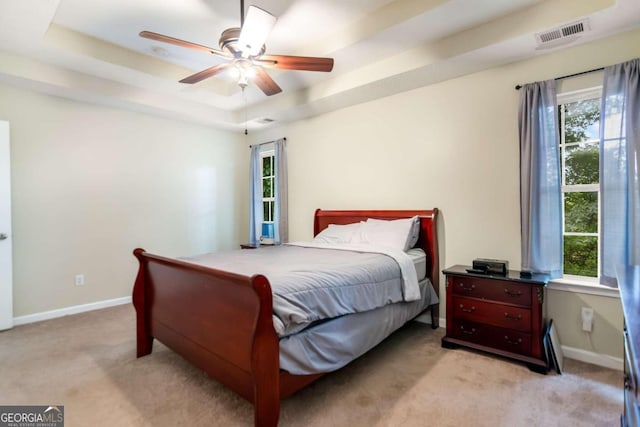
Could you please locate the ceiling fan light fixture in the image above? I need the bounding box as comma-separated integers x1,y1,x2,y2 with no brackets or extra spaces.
234,59,256,88
238,72,249,88
245,66,257,79
238,6,276,57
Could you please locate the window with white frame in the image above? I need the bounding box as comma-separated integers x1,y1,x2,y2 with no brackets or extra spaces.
557,87,602,278
260,150,275,242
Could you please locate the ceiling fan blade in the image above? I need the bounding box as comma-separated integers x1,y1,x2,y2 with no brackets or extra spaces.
254,55,334,72
179,63,230,84
238,6,276,57
254,67,282,96
140,31,231,60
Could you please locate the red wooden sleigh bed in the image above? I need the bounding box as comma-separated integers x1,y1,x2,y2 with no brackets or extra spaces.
132,208,439,426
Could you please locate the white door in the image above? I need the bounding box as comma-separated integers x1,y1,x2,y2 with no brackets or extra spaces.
0,121,12,330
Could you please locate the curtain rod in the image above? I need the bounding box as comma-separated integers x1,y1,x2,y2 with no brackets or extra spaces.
514,66,605,90
249,137,286,148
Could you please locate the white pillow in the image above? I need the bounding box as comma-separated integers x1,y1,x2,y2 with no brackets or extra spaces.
361,216,420,251
312,222,363,244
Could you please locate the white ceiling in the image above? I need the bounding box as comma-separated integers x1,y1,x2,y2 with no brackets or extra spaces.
0,0,639,132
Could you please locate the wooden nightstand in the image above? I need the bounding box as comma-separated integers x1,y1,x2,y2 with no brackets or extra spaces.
441,264,549,373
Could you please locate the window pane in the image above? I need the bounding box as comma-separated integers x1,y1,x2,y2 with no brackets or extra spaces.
564,192,598,233
262,156,272,177
565,143,599,185
563,98,600,143
262,177,272,198
564,235,597,277
262,201,275,222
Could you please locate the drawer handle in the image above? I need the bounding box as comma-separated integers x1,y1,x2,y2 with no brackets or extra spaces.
459,283,476,291
503,288,523,297
460,304,476,313
461,326,476,335
504,312,523,321
504,336,522,345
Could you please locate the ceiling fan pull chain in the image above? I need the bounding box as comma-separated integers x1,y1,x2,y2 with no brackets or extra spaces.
243,87,248,135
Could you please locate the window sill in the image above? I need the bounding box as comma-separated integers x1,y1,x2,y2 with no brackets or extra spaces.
548,276,619,298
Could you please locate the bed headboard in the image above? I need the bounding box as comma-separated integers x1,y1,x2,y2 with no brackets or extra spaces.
313,208,440,305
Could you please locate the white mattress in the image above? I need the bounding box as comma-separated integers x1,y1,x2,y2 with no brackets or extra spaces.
407,248,427,281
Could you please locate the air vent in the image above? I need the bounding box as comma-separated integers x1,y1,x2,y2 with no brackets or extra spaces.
255,118,275,124
535,19,590,50
539,29,562,43
562,21,585,37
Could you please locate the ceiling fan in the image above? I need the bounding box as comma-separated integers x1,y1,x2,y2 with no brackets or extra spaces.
140,0,334,96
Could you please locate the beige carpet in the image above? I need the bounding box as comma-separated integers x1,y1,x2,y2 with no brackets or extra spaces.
0,305,622,427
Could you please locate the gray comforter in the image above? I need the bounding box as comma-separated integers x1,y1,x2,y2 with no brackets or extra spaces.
182,243,417,337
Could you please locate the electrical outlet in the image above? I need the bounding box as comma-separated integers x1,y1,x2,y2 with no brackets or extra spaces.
581,306,594,332
75,274,85,286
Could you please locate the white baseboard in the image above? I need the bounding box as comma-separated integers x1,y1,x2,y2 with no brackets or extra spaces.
561,345,623,371
414,312,446,328
13,296,131,326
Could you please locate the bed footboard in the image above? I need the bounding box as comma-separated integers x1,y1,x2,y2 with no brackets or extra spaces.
132,248,280,427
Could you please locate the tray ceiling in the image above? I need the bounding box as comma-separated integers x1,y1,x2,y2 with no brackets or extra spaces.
0,0,638,132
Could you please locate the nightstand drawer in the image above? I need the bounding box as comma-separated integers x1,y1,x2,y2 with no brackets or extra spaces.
453,296,532,332
449,275,532,307
452,320,532,356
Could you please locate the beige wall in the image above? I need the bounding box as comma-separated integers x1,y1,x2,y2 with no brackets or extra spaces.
0,84,246,317
3,26,636,360
547,289,622,359
250,29,640,359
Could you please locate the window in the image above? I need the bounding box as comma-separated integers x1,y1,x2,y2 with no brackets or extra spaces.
558,88,601,278
249,138,287,246
260,150,275,241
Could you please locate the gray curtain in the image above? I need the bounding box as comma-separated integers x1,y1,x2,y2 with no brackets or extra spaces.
519,80,563,278
248,145,262,246
600,58,640,285
273,138,288,244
